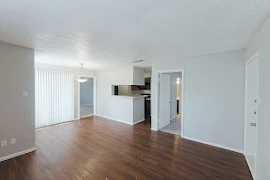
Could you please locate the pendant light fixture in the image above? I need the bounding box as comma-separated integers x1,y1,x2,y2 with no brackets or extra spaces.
76,63,88,83
176,72,180,84
176,77,180,84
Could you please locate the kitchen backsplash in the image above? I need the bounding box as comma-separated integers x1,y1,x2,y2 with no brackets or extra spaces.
117,85,151,96
132,89,151,95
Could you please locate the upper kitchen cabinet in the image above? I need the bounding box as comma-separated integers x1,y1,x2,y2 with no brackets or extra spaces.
131,77,151,90
105,66,145,85
133,67,145,85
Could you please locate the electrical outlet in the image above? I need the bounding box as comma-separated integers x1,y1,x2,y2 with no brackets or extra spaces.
11,138,16,145
23,91,28,97
1,140,7,147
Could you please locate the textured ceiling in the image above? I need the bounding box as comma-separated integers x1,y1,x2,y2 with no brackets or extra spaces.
0,0,270,70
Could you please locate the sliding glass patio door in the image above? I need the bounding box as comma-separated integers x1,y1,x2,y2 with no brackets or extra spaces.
35,70,74,128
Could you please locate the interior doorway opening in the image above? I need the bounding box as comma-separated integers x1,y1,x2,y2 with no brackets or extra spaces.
79,76,95,118
157,70,184,136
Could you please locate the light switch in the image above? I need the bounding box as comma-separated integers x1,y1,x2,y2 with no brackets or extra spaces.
11,138,16,144
23,91,28,97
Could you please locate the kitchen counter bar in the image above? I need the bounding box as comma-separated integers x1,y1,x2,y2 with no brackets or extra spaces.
111,95,146,99
108,95,145,125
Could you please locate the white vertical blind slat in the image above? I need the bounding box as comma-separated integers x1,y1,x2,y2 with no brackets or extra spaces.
35,70,74,128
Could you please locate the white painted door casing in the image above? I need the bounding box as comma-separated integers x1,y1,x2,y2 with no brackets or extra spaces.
244,55,259,178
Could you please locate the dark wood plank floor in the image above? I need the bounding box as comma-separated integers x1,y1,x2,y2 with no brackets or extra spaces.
0,116,252,180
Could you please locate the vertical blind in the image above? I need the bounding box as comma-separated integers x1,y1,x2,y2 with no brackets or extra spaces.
35,70,74,128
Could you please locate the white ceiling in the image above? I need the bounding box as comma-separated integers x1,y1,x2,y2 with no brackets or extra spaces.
0,0,270,70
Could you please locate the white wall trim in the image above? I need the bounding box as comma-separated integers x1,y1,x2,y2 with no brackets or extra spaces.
183,136,243,154
0,147,36,162
96,115,133,125
244,52,259,154
133,119,145,125
244,155,256,179
154,69,185,137
246,52,259,65
244,52,259,180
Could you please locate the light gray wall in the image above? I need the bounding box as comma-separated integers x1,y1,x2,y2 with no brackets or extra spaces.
80,78,94,105
246,34,258,61
170,73,177,119
0,41,35,159
151,50,245,151
255,15,270,180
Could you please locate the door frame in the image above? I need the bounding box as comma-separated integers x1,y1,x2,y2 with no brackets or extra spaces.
244,52,259,179
77,75,97,119
155,69,185,137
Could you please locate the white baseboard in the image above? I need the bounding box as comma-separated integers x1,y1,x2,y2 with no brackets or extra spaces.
80,104,93,107
244,154,256,179
96,114,133,125
183,136,243,154
133,119,145,125
80,114,94,119
151,128,158,131
96,115,145,126
170,115,177,121
0,147,36,162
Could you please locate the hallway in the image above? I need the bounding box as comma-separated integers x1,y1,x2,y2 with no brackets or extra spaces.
80,104,94,118
160,114,181,136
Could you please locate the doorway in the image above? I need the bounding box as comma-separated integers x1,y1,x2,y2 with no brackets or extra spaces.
157,70,184,137
78,76,96,118
244,53,259,178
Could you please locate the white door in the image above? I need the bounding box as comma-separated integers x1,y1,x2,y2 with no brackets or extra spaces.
159,74,171,129
245,56,259,177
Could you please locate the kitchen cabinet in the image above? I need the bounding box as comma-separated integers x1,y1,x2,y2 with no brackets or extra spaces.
131,77,151,90
133,67,145,85
109,66,145,85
